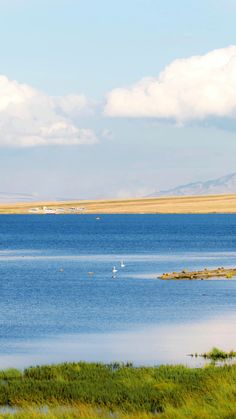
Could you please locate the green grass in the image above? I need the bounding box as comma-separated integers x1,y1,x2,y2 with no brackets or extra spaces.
201,347,236,361
190,347,236,361
1,357,236,417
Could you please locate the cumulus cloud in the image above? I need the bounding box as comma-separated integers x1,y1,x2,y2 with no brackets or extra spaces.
105,45,236,124
0,75,97,147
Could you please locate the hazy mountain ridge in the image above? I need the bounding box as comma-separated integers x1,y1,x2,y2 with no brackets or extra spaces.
0,193,72,203
149,173,236,197
0,192,39,203
2,172,236,203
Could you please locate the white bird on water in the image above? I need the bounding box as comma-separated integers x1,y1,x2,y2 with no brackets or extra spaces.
112,266,118,274
120,260,125,268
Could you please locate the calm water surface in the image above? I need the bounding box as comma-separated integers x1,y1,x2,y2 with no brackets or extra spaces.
1,214,236,367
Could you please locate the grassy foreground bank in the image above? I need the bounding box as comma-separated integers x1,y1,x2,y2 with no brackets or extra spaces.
1,361,236,418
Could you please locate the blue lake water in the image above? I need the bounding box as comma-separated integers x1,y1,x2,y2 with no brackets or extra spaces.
1,214,236,368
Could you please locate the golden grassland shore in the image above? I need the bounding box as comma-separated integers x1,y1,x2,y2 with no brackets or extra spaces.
2,193,236,214
160,267,236,280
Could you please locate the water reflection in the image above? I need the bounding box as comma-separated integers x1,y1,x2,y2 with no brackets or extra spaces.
1,314,236,369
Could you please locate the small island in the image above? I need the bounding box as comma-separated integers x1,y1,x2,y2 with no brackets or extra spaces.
159,267,236,280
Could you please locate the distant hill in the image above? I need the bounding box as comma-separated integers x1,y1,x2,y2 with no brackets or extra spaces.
149,172,236,197
0,192,78,203
0,192,39,203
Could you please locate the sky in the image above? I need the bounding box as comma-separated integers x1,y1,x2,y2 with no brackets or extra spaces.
0,0,236,199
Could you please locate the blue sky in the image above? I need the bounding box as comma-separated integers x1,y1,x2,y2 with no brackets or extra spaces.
0,0,236,199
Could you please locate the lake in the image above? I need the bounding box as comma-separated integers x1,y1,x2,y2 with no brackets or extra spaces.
1,214,236,368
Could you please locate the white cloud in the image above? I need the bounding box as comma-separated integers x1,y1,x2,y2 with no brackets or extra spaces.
55,94,95,118
101,129,114,140
105,45,236,124
0,75,97,147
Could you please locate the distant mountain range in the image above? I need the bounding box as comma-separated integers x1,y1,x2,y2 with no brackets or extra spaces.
149,172,236,197
2,173,236,203
0,192,85,203
0,192,39,203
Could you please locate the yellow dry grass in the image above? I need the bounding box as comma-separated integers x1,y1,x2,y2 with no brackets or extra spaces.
1,194,236,214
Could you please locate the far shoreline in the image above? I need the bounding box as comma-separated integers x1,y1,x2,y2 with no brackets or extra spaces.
1,193,236,214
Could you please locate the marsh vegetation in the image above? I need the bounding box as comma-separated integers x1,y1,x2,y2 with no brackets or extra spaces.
1,358,236,417
191,347,236,361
